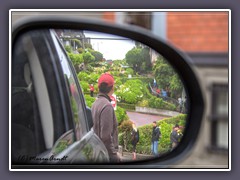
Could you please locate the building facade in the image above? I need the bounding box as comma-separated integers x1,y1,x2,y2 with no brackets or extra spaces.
114,11,229,168
166,12,229,168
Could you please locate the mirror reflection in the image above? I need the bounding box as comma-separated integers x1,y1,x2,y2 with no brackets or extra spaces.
11,28,189,165
57,29,189,162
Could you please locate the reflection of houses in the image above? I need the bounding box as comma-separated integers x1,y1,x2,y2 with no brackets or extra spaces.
149,48,159,64
56,29,90,52
165,12,229,168
106,59,113,65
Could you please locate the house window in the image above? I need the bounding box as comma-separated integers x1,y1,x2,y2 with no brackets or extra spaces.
210,84,228,152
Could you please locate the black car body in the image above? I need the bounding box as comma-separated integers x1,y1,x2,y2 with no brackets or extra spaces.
12,29,109,165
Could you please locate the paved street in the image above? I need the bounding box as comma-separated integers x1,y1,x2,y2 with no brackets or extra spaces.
120,152,154,162
126,111,167,127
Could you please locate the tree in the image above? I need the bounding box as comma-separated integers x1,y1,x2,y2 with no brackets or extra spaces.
115,79,144,104
71,39,82,49
141,47,151,72
125,46,151,73
153,56,183,98
64,45,72,53
125,47,143,72
82,51,95,65
67,53,84,66
84,43,93,49
90,50,103,63
77,48,84,54
154,62,174,89
170,74,183,98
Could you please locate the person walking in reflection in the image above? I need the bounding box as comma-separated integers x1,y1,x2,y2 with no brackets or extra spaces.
91,73,120,162
151,121,161,156
131,122,139,160
89,84,94,97
170,124,182,150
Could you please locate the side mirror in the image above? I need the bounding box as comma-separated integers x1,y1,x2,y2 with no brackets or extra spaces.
11,16,204,168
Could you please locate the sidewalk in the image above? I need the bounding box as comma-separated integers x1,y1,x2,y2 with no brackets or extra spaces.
120,152,154,162
126,111,166,127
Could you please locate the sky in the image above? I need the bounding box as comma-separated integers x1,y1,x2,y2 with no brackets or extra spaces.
84,31,135,60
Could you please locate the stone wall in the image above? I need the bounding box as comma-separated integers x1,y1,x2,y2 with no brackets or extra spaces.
135,106,180,117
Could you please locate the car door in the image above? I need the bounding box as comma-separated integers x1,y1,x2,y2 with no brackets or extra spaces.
11,29,109,165
47,29,110,163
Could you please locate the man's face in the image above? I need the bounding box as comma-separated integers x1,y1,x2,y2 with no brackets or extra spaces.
153,123,156,127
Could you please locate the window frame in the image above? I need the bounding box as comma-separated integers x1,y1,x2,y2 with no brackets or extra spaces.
209,83,229,152
49,29,90,138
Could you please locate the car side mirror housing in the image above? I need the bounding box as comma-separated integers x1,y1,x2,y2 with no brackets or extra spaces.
11,16,204,169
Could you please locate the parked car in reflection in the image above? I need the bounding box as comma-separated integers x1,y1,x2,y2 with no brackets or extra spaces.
12,29,110,164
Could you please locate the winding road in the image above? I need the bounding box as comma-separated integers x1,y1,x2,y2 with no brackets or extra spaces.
126,111,167,127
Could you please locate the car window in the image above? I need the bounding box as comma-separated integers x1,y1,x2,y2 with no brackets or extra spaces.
12,32,47,162
12,30,78,163
50,30,88,140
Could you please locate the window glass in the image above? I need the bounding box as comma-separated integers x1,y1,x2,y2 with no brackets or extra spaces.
211,84,228,150
216,121,228,149
215,90,228,116
51,30,87,140
12,34,46,161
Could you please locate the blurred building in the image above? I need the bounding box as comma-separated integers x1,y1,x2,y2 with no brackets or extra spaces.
118,11,229,168
11,10,229,168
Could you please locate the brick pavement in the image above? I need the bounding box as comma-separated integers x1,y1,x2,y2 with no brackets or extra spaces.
126,111,167,127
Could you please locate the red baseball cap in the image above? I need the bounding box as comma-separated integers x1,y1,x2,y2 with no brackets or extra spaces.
98,73,114,87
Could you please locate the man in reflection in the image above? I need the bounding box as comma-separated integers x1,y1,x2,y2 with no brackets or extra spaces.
89,84,94,97
170,124,182,150
162,88,167,100
91,73,120,162
151,121,161,156
183,96,189,114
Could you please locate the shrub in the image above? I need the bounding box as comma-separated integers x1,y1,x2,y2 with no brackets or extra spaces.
114,77,122,90
78,72,89,81
120,77,153,84
118,120,133,151
158,122,172,149
64,45,72,53
115,79,144,104
84,94,96,107
118,103,135,111
148,97,156,108
77,48,84,54
67,53,84,66
79,81,89,93
115,106,129,125
137,99,149,107
125,68,134,76
143,96,176,111
88,73,99,84
118,114,187,154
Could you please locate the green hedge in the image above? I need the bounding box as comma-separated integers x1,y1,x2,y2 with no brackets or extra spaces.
120,77,153,84
84,94,95,107
138,97,177,111
118,103,136,111
84,94,129,125
118,114,187,154
115,79,145,104
115,106,129,125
